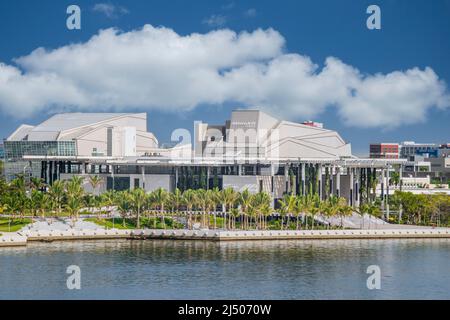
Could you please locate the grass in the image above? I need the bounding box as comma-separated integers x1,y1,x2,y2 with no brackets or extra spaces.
0,218,32,232
85,217,185,230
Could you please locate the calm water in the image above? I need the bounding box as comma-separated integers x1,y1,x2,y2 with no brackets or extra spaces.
0,239,449,299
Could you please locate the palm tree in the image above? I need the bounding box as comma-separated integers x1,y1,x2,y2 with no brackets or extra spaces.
206,189,218,229
216,189,228,228
223,187,238,229
48,180,65,216
182,189,196,229
9,176,27,220
252,192,271,229
116,191,131,227
30,189,44,217
278,194,297,229
153,188,169,228
130,188,146,229
366,203,382,229
293,195,307,230
308,194,321,229
323,196,341,229
66,176,85,220
238,189,252,230
337,199,353,229
65,196,82,222
260,203,273,230
88,175,103,196
30,177,45,191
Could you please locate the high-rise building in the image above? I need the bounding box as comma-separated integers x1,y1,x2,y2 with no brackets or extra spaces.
369,143,399,159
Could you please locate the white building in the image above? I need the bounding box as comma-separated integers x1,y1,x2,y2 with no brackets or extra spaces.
4,110,405,207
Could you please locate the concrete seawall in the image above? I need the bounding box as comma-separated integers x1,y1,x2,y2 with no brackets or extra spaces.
1,228,450,248
136,228,450,241
0,233,28,247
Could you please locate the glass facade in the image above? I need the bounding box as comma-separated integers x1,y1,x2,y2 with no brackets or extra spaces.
3,141,76,181
3,141,76,160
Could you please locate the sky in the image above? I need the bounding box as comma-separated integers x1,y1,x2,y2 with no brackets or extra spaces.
0,0,449,156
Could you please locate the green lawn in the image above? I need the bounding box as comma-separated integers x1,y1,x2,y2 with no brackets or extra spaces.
0,218,32,232
85,217,185,229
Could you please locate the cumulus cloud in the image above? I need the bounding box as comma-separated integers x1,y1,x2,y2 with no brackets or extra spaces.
0,24,448,128
93,3,128,19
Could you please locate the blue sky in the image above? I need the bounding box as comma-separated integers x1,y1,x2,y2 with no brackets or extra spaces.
0,0,449,156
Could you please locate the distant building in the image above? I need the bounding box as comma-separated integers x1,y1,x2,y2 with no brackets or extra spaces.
369,143,399,159
301,121,324,129
400,141,439,159
438,143,450,158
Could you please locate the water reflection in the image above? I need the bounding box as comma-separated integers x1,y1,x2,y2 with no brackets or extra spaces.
0,239,449,299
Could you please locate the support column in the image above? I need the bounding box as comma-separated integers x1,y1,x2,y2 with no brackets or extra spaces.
386,166,390,221
111,165,115,191
317,164,322,199
355,168,360,208
336,166,341,197
284,163,289,194
301,163,306,196
380,168,385,212
349,167,354,206
329,166,333,199
270,164,275,206
399,164,403,224
142,166,146,190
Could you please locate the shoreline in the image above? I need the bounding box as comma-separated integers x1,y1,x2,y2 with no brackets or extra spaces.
1,227,450,247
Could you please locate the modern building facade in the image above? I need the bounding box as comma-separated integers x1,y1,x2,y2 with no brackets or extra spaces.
400,141,440,159
369,143,399,159
5,110,404,207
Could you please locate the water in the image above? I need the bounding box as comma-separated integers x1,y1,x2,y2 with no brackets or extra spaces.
0,239,449,299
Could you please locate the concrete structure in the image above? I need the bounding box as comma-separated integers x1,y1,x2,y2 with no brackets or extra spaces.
2,227,449,248
5,110,406,207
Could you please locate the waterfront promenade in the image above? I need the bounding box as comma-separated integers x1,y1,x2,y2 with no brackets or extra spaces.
1,222,449,247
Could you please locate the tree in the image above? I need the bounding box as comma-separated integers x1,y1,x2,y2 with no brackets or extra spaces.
389,172,400,187
307,194,321,229
182,189,196,229
153,188,169,228
130,188,146,229
337,199,353,229
48,180,65,216
88,175,103,196
222,188,239,229
116,191,131,227
66,176,85,221
239,189,252,230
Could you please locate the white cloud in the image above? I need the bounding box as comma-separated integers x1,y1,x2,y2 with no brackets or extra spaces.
245,8,257,17
202,14,227,27
93,3,128,19
0,24,448,128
